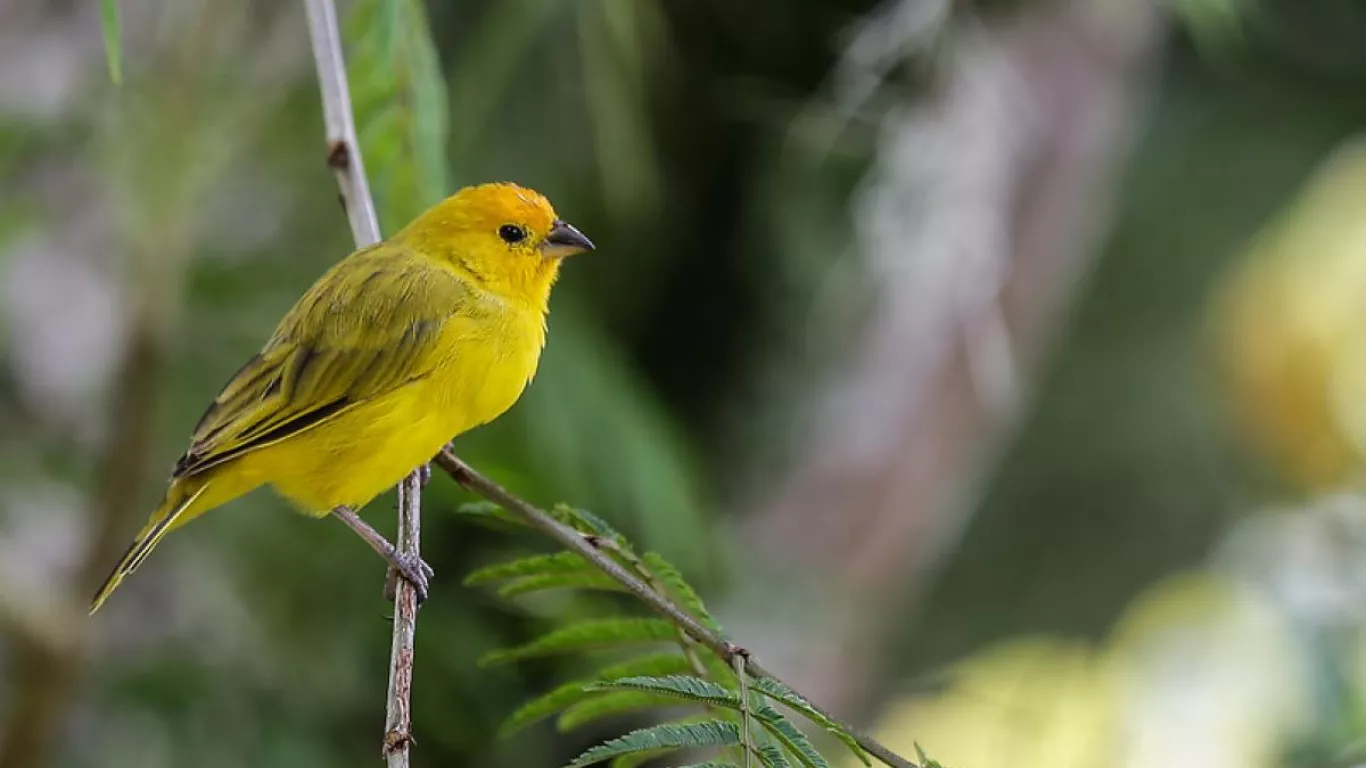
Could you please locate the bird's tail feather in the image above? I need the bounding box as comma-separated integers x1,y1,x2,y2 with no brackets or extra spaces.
89,481,211,615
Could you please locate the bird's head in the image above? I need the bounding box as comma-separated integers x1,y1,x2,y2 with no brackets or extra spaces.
393,182,593,307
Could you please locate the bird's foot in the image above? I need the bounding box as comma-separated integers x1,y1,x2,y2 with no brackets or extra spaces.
384,552,435,605
416,462,432,488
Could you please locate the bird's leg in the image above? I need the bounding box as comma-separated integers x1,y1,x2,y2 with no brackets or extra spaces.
331,505,434,604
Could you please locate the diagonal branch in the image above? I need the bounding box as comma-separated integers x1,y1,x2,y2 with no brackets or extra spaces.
434,450,919,768
303,1,423,765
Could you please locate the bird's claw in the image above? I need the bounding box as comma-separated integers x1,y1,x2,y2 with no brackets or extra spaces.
416,463,432,488
384,552,434,605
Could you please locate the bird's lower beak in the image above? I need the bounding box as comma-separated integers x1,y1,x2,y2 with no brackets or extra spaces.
541,219,595,258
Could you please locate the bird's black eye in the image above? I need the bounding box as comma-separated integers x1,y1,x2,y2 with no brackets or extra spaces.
499,224,527,244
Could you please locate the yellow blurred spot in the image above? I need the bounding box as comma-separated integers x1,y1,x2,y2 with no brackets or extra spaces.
856,637,1114,768
1214,137,1366,488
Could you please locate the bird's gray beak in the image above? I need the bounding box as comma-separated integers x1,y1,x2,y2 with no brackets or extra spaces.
542,219,594,258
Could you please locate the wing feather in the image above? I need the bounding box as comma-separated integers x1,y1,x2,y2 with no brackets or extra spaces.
173,246,468,478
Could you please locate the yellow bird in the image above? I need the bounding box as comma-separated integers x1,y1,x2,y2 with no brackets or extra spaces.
90,183,593,614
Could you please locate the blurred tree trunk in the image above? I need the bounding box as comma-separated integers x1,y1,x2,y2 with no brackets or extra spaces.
736,0,1165,715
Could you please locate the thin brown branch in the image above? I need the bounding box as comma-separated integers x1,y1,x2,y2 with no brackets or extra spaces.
302,1,422,765
434,449,919,768
302,0,379,248
383,472,422,763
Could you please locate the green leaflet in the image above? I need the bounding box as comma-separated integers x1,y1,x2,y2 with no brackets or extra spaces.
591,675,738,708
609,750,671,768
664,762,740,768
754,743,794,768
498,571,626,598
565,720,741,767
454,501,527,531
499,653,693,738
593,676,827,767
750,677,869,764
553,503,630,546
915,743,946,768
100,0,122,85
754,705,828,768
642,551,721,632
558,691,681,732
464,551,594,586
480,618,677,666
344,0,450,232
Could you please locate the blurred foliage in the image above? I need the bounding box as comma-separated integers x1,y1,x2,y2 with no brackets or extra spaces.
346,0,450,233
1215,138,1366,490
458,502,870,768
3,0,1366,766
100,0,123,86
861,495,1366,767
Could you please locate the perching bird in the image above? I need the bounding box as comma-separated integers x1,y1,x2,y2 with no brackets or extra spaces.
90,183,593,614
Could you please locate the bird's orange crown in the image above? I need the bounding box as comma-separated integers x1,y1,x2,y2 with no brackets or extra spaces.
393,183,591,307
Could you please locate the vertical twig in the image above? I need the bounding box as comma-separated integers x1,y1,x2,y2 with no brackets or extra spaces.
734,654,754,768
384,472,422,763
303,1,423,764
303,0,379,248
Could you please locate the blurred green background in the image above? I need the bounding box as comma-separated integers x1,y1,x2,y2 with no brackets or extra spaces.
4,0,1366,766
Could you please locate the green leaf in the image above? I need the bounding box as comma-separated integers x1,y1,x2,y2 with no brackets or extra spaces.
465,551,592,586
592,675,738,709
609,751,671,768
915,743,946,768
100,0,122,85
754,705,828,768
565,720,741,767
558,691,681,732
454,501,528,530
754,743,794,768
345,0,449,232
499,654,693,738
480,618,678,666
750,677,869,764
642,551,721,632
498,571,626,598
665,763,739,768
553,503,630,546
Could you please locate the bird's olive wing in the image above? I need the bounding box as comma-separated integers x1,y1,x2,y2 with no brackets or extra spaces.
173,248,468,478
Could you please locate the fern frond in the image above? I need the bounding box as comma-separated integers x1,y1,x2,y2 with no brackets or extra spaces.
915,743,946,768
558,691,682,732
641,552,721,632
565,720,741,767
609,750,671,768
754,705,828,768
750,677,868,764
754,742,794,768
499,654,693,738
465,551,592,585
481,618,678,666
592,675,738,709
466,550,624,597
553,503,629,547
498,571,626,598
454,501,527,530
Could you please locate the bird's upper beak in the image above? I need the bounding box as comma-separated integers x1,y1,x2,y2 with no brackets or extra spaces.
541,219,595,258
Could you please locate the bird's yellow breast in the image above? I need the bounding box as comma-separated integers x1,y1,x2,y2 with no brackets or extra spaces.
229,298,545,514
